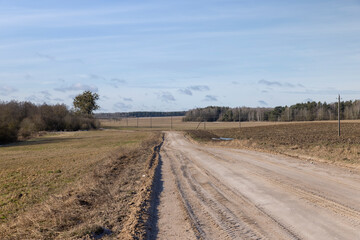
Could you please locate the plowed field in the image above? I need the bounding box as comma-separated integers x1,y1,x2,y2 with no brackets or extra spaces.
187,122,360,167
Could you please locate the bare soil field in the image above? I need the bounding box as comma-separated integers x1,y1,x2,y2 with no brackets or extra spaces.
187,121,360,168
155,131,360,239
0,130,163,239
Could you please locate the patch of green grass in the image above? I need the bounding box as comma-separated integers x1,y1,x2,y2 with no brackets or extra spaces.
123,140,138,145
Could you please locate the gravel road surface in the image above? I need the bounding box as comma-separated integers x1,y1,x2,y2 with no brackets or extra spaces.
153,132,360,240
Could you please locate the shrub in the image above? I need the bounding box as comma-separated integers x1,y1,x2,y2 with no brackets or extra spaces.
0,101,99,144
19,118,37,138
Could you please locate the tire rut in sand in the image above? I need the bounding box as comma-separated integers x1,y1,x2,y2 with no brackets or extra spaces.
163,144,299,240
156,132,360,240
175,148,301,240
200,148,360,229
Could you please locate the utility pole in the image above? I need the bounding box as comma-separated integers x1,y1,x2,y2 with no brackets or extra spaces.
338,94,341,136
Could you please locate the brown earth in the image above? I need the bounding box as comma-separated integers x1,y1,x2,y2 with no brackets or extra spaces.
187,122,360,168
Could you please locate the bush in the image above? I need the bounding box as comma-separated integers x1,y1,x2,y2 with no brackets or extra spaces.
19,118,37,138
0,124,18,144
0,101,99,144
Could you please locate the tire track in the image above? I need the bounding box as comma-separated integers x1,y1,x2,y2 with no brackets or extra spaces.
199,148,360,228
156,132,360,240
164,143,299,239
175,149,302,240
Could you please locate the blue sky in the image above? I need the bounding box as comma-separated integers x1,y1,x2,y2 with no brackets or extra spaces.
1,0,360,112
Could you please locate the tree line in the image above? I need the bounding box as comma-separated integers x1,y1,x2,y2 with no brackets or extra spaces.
95,111,186,119
183,100,360,122
0,92,100,144
183,106,271,122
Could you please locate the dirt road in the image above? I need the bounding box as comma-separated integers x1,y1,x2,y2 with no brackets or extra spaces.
152,132,360,240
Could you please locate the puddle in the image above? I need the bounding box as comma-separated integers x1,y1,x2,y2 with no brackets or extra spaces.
211,137,234,141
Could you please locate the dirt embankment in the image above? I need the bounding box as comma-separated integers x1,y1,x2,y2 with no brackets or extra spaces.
0,132,164,239
186,122,360,169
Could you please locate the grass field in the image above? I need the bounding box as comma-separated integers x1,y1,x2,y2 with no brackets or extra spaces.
100,116,290,130
0,129,163,239
186,121,360,168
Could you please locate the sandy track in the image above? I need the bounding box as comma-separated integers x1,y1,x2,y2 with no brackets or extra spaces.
153,131,360,240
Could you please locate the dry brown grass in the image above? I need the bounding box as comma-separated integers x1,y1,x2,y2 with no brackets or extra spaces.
100,116,291,130
186,121,360,169
0,130,162,239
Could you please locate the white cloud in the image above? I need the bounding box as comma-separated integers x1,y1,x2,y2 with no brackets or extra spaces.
123,97,133,102
54,83,98,92
157,92,176,103
204,95,217,102
178,85,210,96
113,102,132,111
189,85,210,91
0,86,17,95
258,100,268,106
178,88,192,96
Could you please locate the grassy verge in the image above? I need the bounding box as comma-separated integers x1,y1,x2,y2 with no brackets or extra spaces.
0,129,163,239
186,122,360,168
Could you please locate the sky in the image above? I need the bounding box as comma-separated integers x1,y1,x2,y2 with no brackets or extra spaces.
1,0,360,112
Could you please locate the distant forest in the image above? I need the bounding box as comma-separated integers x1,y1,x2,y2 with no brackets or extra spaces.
183,100,360,122
95,111,186,119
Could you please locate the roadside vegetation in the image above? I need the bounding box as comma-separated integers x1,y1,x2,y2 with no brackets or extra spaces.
186,122,360,167
0,130,163,239
0,101,99,144
0,91,100,145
